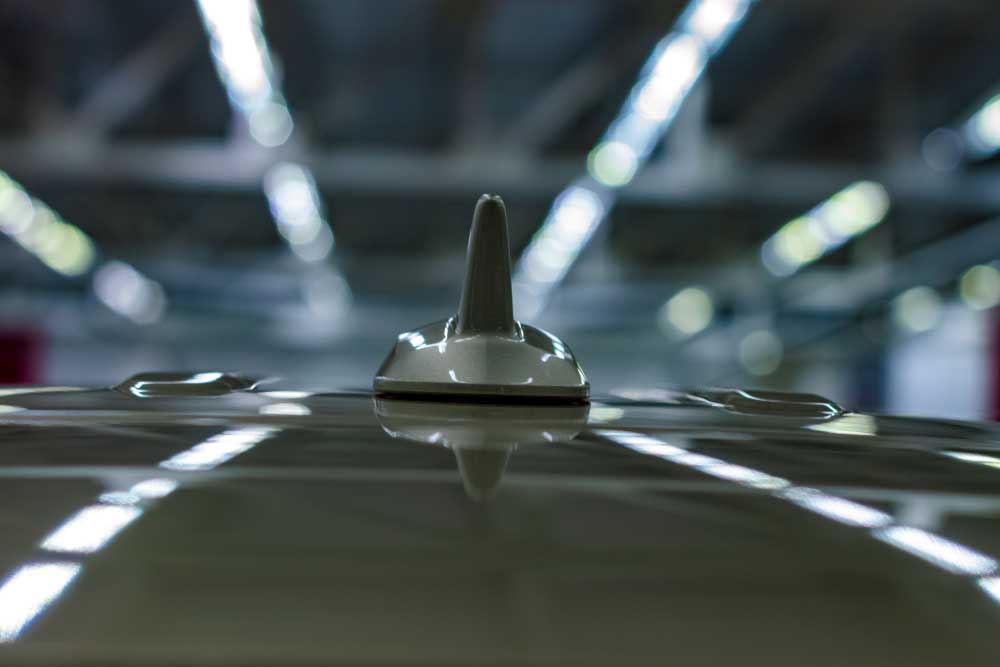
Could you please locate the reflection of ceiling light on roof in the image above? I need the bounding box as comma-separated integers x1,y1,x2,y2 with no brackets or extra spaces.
130,478,179,499
259,402,311,416
40,505,143,555
959,264,1000,311
782,487,892,528
891,286,942,334
658,286,714,337
807,414,877,437
0,561,81,642
874,526,998,576
942,450,1000,471
738,329,783,376
159,426,277,471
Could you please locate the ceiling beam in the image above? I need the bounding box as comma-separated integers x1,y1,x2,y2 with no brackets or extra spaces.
2,139,1000,213
69,15,201,136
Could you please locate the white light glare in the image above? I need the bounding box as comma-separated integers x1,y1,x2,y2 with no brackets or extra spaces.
513,185,607,319
738,329,783,376
264,163,335,262
130,478,179,499
598,430,790,490
159,426,277,471
762,181,890,276
959,264,1000,311
514,0,755,317
980,576,1000,605
93,260,167,325
965,95,1000,154
942,451,1000,471
632,33,706,124
197,0,273,109
781,488,892,528
0,172,96,276
874,526,998,576
807,414,877,436
248,99,294,147
259,402,311,416
658,286,714,337
40,505,143,555
588,141,639,187
891,286,942,334
683,0,750,46
0,562,81,642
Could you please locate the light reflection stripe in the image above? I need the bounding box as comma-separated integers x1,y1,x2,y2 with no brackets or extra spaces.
599,429,1000,587
159,426,277,471
40,505,143,555
0,562,80,642
979,576,1000,604
595,429,790,490
781,487,892,528
873,526,998,576
0,425,280,644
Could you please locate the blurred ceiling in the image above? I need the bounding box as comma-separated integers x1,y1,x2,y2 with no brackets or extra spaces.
0,0,999,346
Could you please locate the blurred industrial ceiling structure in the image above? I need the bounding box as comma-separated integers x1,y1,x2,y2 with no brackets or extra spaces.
1,0,1000,396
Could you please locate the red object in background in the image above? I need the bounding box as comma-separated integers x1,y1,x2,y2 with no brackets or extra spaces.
0,327,43,384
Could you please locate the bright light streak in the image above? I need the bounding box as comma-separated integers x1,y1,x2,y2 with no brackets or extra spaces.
249,100,294,147
197,0,346,280
598,429,790,490
596,430,689,457
658,286,714,337
259,402,311,416
587,141,639,187
0,172,97,277
682,0,749,46
630,34,705,124
263,162,336,263
891,286,942,334
980,576,1000,605
964,95,1000,157
0,562,81,642
781,487,892,528
513,0,755,319
130,478,179,499
93,260,167,325
260,391,312,399
159,426,277,471
808,414,877,436
196,0,274,112
513,184,608,320
959,264,1000,311
588,406,625,423
873,526,998,576
942,451,1000,471
40,505,142,555
738,329,783,376
97,491,142,506
762,181,890,276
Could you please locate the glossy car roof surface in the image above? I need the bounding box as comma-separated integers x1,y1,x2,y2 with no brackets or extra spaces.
0,373,999,665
